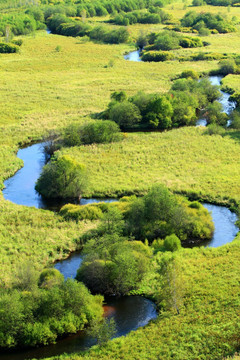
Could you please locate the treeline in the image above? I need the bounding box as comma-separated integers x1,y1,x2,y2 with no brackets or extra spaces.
46,14,129,44
110,8,171,26
100,76,221,130
181,11,236,33
0,9,45,37
199,0,240,7
40,0,171,19
0,266,103,349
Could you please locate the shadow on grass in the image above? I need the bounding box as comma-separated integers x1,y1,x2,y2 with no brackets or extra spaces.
223,130,240,143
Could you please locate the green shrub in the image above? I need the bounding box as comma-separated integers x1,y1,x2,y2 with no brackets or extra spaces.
164,234,182,251
179,70,199,80
218,58,237,75
109,101,142,129
11,39,23,46
141,50,175,62
38,268,64,289
64,120,122,147
230,110,240,129
189,201,201,209
204,123,226,135
60,203,103,221
0,42,19,53
205,101,228,126
35,155,87,200
76,238,151,295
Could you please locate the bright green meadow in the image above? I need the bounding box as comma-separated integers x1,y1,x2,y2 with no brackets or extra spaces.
0,0,240,358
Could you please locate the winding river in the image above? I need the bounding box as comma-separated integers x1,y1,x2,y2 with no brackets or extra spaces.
1,51,239,360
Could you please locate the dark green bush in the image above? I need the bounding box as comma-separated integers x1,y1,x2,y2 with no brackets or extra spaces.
164,234,182,252
0,42,19,53
181,11,236,33
141,50,175,62
35,155,87,200
11,39,23,46
179,70,199,80
76,237,151,295
109,101,142,129
38,268,64,289
64,120,122,147
0,275,103,349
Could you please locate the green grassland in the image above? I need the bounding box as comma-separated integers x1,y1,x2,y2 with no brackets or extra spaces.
222,73,240,92
0,1,240,358
0,195,97,287
59,128,240,205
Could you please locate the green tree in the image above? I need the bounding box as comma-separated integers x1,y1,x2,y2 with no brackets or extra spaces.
109,101,142,129
145,95,173,129
205,101,228,126
35,155,87,200
156,253,184,314
99,206,125,235
88,318,116,346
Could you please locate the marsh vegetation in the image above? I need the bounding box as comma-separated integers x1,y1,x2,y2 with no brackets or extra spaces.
0,0,240,359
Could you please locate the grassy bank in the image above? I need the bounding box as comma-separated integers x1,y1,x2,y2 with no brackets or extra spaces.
0,195,97,287
59,127,240,206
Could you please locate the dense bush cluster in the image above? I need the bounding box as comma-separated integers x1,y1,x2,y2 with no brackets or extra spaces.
144,30,205,51
141,50,175,61
0,12,45,37
63,120,122,147
111,8,171,25
181,11,236,33
101,78,221,130
204,0,237,6
138,30,207,62
61,186,214,245
41,0,171,19
0,267,103,349
76,234,152,295
125,185,214,242
35,155,87,200
47,14,129,44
